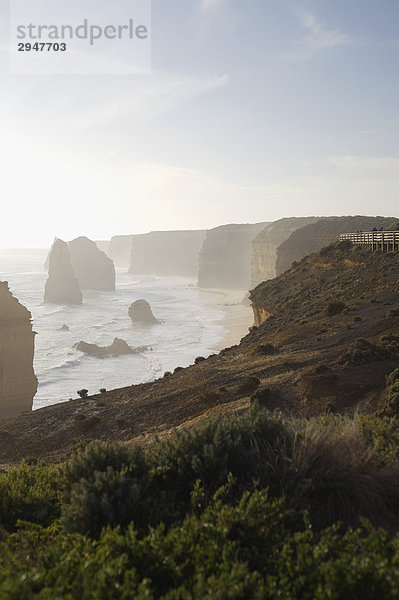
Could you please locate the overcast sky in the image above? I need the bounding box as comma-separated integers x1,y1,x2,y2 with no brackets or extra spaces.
1,0,399,247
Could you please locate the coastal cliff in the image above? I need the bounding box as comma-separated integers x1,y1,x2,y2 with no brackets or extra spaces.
129,230,206,277
276,216,398,276
3,242,399,463
109,235,133,269
250,217,319,288
69,236,116,291
0,282,37,418
198,222,267,290
44,239,83,305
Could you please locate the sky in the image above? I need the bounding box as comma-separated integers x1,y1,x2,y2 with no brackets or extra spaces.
0,0,399,248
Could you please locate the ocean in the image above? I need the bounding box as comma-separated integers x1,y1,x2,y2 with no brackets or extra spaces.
0,249,226,410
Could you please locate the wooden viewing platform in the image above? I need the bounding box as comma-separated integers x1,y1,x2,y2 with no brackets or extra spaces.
339,231,399,252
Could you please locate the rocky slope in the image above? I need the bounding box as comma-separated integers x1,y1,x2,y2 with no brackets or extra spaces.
3,242,399,465
276,216,398,276
250,217,320,288
0,282,37,418
44,239,82,305
198,223,267,290
129,230,206,277
109,235,133,269
69,236,116,291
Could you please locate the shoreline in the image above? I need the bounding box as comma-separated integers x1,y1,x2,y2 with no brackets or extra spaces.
200,288,254,351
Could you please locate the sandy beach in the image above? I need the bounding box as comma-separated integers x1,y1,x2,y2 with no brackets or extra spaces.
202,288,254,351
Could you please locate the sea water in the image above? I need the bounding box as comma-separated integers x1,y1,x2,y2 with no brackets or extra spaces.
0,249,226,410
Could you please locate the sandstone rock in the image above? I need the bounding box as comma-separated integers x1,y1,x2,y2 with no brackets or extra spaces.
74,338,147,358
0,282,37,418
129,299,160,324
44,239,83,304
250,217,320,288
198,223,267,290
129,230,206,277
69,236,115,291
276,216,398,276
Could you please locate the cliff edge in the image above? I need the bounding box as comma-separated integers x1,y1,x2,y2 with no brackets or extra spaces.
198,222,267,290
0,282,37,418
276,216,398,276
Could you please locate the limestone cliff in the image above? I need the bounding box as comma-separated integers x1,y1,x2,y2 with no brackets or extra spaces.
0,282,37,418
250,217,320,288
44,239,83,304
95,241,111,255
69,236,116,291
276,216,398,276
198,223,267,290
109,236,134,269
129,231,206,277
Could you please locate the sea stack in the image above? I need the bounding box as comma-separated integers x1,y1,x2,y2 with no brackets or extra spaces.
69,236,116,291
0,282,38,418
129,299,160,324
44,238,83,304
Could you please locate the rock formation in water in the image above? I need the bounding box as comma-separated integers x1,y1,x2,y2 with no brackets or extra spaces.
250,217,320,288
198,223,267,290
276,216,399,276
74,338,147,358
109,235,134,269
129,299,160,324
58,324,70,332
69,236,116,291
44,239,83,305
0,282,37,418
129,230,206,277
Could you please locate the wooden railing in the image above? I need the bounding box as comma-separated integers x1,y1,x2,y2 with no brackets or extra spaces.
339,231,399,252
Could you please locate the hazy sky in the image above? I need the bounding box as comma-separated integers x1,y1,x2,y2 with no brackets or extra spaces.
1,0,399,247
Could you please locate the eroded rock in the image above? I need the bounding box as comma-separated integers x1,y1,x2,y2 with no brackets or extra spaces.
44,239,82,304
0,282,37,418
74,337,147,358
69,236,115,291
129,299,160,325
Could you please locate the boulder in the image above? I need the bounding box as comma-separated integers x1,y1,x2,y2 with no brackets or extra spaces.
0,282,37,418
74,337,147,358
69,236,115,291
129,299,160,324
44,238,82,304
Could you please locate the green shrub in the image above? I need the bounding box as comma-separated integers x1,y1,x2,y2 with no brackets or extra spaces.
325,300,346,316
237,376,261,394
0,462,60,531
340,336,399,365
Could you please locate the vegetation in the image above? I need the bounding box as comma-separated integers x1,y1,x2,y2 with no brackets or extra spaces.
325,300,347,316
77,388,89,399
341,336,399,365
3,411,399,596
387,306,399,318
